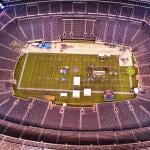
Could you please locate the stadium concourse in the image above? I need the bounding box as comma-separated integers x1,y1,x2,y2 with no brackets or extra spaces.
0,0,150,149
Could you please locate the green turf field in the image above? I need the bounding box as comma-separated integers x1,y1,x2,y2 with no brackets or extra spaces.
14,53,138,105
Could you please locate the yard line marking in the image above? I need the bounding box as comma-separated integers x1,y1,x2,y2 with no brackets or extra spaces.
110,55,113,90
46,55,52,88
65,54,69,89
27,54,37,88
61,54,66,90
18,87,134,95
67,54,72,90
19,53,136,96
118,58,122,92
42,55,48,88
33,55,41,88
129,75,133,88
51,53,57,79
17,53,28,89
57,54,62,90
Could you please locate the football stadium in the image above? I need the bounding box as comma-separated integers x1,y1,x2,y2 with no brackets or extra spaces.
0,0,149,149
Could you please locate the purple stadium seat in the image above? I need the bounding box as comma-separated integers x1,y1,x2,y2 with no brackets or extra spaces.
38,2,50,14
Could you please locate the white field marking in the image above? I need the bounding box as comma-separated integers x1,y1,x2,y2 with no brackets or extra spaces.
57,54,63,90
61,53,68,89
51,54,57,79
47,54,56,85
38,55,46,87
17,87,134,95
21,44,134,91
27,54,37,88
110,55,114,90
45,55,50,88
99,78,126,81
43,56,47,78
20,60,128,90
115,55,122,92
65,54,70,89
17,53,28,89
32,54,41,88
119,69,123,92
129,75,133,88
67,54,74,89
88,83,130,87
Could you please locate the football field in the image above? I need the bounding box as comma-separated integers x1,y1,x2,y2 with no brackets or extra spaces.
14,52,138,105
17,52,137,91
14,39,139,105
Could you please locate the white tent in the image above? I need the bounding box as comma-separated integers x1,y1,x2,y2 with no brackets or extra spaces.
106,53,111,57
60,93,68,97
72,90,80,98
84,88,92,96
63,103,67,107
98,53,105,57
134,88,139,94
73,76,80,86
93,71,105,76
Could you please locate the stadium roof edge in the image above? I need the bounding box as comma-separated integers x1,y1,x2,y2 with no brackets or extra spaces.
2,0,150,8
2,0,150,5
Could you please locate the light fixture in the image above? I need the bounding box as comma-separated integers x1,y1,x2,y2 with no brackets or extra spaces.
0,3,5,10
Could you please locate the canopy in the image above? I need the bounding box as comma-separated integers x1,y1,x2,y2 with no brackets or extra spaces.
84,88,91,96
73,76,80,86
73,90,80,98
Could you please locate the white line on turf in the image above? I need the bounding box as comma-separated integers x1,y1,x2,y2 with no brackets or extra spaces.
27,54,37,88
129,75,133,88
33,54,41,88
51,53,57,79
17,87,134,95
17,53,28,89
46,55,51,88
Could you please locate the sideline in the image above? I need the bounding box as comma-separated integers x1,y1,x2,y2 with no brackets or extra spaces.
17,53,28,89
